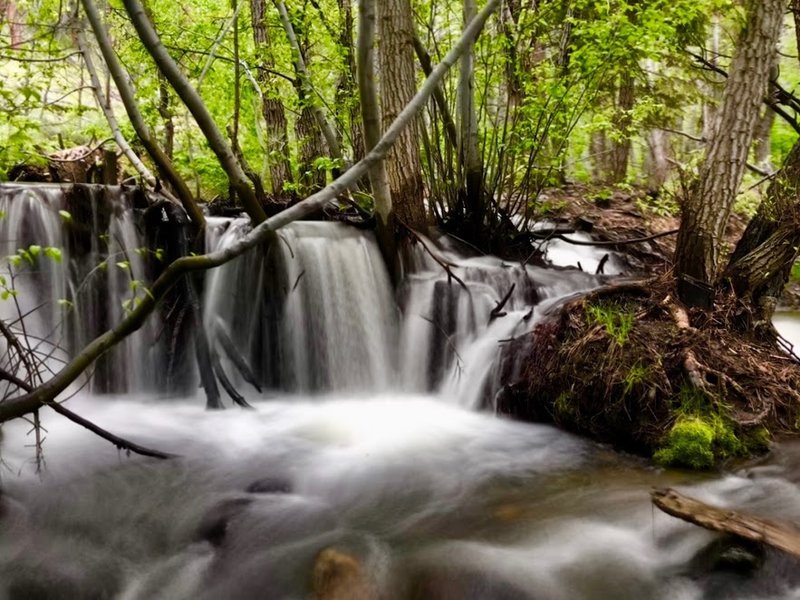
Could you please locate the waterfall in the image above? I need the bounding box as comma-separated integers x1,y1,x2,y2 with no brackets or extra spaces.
205,219,398,393
0,182,614,404
203,220,607,406
0,184,158,392
398,236,604,407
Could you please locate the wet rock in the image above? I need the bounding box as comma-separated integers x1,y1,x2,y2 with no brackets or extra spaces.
194,497,253,547
246,477,292,494
690,535,765,575
312,548,373,600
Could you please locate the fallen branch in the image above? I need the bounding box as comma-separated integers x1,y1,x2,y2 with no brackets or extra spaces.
214,317,262,393
403,225,469,291
490,283,515,321
525,228,679,248
0,367,173,459
211,350,253,409
652,488,800,560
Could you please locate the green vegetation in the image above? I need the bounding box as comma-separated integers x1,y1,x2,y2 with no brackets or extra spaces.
586,302,635,346
654,386,768,469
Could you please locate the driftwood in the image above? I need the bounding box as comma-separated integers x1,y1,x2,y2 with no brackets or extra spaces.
652,488,800,560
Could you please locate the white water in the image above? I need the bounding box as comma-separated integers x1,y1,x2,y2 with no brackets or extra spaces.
4,395,800,599
2,189,800,599
0,184,157,392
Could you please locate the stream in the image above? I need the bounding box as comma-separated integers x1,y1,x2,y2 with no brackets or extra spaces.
1,184,800,599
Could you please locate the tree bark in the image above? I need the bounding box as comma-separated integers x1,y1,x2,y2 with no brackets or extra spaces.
378,0,427,229
357,0,393,232
608,73,635,184
673,0,783,299
80,0,205,228
725,138,800,323
459,0,486,235
249,0,293,195
121,0,267,224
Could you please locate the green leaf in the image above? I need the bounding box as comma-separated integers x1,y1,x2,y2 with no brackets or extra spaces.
58,210,72,222
44,247,62,263
116,261,130,270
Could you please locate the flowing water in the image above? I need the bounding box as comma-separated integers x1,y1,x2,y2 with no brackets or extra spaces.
1,185,800,599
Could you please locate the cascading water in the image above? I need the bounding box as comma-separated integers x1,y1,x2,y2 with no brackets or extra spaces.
3,191,800,599
204,219,398,392
0,184,158,392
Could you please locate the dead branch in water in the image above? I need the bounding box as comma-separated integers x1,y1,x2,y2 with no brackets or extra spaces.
652,488,800,560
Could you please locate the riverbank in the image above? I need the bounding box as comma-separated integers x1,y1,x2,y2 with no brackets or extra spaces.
498,185,800,468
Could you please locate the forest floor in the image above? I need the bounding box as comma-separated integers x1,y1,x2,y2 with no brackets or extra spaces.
498,184,800,469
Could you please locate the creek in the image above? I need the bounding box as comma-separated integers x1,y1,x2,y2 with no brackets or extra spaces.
0,184,799,599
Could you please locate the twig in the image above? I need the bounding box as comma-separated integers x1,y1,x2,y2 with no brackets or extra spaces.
527,228,679,248
402,225,469,290
490,283,516,321
0,368,174,459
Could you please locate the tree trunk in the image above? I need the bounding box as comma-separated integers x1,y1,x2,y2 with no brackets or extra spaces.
297,105,327,192
725,137,800,324
378,0,427,229
459,0,485,236
273,0,343,167
753,106,776,172
357,0,395,270
608,73,635,184
590,130,610,183
357,0,392,226
249,0,293,196
645,128,671,189
673,0,783,301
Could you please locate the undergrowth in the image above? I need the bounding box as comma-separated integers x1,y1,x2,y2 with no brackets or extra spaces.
586,302,635,345
496,277,799,470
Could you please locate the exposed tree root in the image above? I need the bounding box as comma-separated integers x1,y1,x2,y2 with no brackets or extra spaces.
495,275,800,465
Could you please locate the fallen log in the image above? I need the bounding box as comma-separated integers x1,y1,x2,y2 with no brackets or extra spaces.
652,488,800,560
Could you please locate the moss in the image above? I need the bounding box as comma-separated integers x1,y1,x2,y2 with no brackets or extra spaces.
654,417,716,469
655,405,747,469
553,391,574,420
743,426,772,454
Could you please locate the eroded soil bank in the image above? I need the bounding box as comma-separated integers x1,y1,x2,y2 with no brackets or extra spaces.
495,186,800,468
